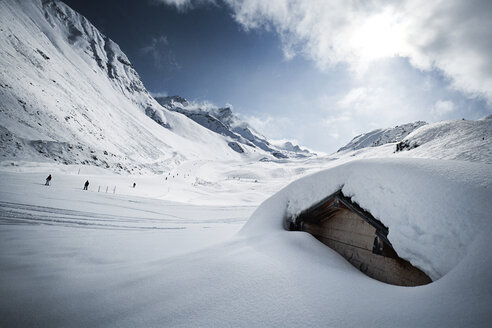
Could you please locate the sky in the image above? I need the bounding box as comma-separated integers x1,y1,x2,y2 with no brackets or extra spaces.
63,0,492,153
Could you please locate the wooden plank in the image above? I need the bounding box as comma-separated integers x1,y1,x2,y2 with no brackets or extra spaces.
316,235,431,286
294,189,432,286
303,216,376,251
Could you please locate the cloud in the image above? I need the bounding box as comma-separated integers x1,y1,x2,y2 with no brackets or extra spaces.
241,113,294,139
141,35,169,51
431,100,455,117
241,113,274,132
151,0,216,11
323,114,351,125
151,0,491,152
140,35,180,70
153,0,192,6
269,138,300,146
223,0,492,101
151,0,492,103
150,90,169,98
336,84,411,122
185,100,220,112
337,88,371,109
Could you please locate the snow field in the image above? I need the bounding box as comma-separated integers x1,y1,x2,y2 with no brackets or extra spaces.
1,157,492,327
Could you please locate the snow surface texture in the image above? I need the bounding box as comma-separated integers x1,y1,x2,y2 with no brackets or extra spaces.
2,159,492,327
338,121,427,152
334,117,492,165
397,116,492,164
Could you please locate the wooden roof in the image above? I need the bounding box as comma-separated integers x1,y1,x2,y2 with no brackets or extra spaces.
292,189,391,246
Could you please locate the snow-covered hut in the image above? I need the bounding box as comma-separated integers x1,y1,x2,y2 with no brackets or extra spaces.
289,190,432,286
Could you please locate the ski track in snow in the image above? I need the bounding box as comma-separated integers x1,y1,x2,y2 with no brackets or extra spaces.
0,195,249,230
0,201,191,230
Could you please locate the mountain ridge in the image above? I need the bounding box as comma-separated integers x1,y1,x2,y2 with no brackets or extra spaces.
338,121,427,152
1,0,489,174
0,0,294,173
156,95,315,159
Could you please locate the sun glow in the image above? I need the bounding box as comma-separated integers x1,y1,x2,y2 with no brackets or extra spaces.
351,8,403,64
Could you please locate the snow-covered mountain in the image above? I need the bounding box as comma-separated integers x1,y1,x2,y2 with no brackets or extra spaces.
331,116,491,165
1,0,489,177
156,96,314,159
338,121,427,152
395,116,492,163
0,0,287,173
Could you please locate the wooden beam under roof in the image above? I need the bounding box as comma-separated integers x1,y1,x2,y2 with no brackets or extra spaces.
292,189,391,246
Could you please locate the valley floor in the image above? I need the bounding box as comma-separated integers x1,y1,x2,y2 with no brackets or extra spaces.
0,169,252,326
1,161,491,327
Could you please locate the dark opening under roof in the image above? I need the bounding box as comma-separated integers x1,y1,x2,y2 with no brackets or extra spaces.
291,189,391,246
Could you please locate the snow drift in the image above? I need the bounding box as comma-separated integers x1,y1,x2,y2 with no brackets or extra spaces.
241,158,492,281
2,158,492,327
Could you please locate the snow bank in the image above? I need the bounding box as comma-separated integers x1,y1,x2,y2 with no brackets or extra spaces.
240,158,492,280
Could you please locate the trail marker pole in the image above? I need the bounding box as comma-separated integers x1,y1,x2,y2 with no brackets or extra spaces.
113,186,116,194
98,186,100,192
105,186,108,193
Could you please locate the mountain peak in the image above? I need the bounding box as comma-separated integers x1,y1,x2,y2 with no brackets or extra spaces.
156,96,189,109
40,0,152,106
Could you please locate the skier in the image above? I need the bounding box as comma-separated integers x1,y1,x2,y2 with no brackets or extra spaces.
83,180,89,190
133,182,136,188
45,174,52,186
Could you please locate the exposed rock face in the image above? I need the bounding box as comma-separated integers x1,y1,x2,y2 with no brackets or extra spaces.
41,0,152,105
156,96,314,158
